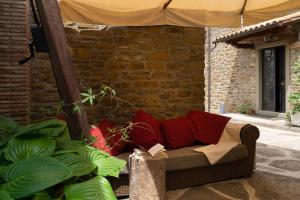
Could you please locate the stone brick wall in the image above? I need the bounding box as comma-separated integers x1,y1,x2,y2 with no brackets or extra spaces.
30,25,205,124
204,28,257,113
0,0,31,123
289,48,300,95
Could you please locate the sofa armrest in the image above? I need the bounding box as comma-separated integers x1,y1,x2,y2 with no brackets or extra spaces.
240,124,260,176
240,124,260,143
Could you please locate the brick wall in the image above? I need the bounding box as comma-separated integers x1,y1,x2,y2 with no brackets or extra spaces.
205,28,257,113
30,25,205,124
0,0,31,123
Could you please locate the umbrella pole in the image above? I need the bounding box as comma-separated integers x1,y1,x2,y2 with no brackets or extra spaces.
207,27,212,112
34,0,89,139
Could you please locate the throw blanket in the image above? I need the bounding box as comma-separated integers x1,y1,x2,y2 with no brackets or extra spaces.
193,121,247,165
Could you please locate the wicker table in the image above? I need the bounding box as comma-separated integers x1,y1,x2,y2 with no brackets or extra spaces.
129,149,167,200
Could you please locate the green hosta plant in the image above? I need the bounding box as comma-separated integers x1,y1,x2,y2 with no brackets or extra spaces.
0,116,125,200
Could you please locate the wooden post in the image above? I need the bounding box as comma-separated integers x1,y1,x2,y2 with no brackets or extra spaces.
35,0,89,139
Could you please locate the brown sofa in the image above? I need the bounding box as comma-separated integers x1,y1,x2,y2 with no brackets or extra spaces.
110,123,260,197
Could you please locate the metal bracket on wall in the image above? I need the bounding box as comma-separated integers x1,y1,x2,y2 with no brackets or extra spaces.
19,0,49,65
19,43,34,65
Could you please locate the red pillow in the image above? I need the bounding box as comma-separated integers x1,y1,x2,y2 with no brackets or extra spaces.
130,110,165,150
187,111,231,144
90,119,126,156
161,117,195,149
90,126,111,153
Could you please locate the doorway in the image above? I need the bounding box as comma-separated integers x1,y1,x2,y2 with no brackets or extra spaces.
260,45,286,113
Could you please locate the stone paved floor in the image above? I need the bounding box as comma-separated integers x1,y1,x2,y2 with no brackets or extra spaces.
167,143,300,200
257,126,300,151
166,119,300,200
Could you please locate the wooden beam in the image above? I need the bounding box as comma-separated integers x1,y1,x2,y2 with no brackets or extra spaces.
35,0,89,139
232,42,254,49
163,0,173,10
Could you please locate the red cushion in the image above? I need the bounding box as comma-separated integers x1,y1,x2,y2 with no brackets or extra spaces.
161,117,195,149
90,126,111,153
90,119,126,156
130,110,165,150
187,111,231,144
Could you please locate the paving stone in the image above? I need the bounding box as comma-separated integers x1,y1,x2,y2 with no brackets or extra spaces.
210,181,249,199
256,156,269,163
270,160,300,172
256,147,286,158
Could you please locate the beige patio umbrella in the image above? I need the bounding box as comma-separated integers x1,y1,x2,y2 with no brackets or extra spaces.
243,0,300,26
59,0,166,26
59,0,300,27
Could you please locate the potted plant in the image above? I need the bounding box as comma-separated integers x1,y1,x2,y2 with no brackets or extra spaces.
288,62,300,127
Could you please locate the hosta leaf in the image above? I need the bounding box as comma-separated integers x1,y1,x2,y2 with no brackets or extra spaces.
35,119,66,130
77,146,125,178
60,126,71,140
56,139,84,151
0,116,18,146
0,190,13,200
64,176,116,200
77,146,110,165
96,156,126,178
15,119,66,137
0,132,11,147
1,157,71,199
54,153,96,177
53,149,78,155
38,124,66,137
0,116,18,133
4,135,55,162
0,159,10,178
0,165,5,174
15,123,38,135
33,192,53,200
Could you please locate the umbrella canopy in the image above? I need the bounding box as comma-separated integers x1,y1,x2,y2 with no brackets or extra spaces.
59,0,165,26
59,0,300,27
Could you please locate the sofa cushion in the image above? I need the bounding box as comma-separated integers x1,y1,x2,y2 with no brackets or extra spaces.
165,144,247,171
116,144,248,174
187,111,231,144
129,110,165,150
161,117,195,149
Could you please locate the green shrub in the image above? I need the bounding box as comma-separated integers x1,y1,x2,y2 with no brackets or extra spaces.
288,92,300,114
0,116,125,200
236,104,254,114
